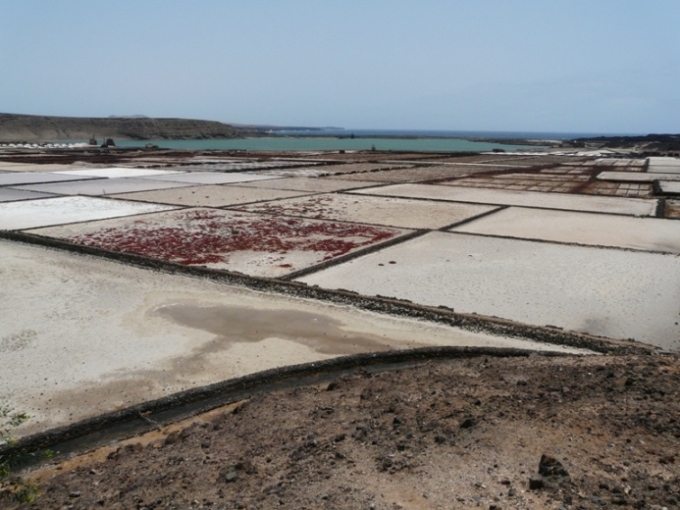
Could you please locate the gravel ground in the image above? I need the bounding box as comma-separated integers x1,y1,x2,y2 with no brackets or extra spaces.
6,354,680,509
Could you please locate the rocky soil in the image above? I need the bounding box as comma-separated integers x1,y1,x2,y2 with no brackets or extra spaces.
5,353,680,510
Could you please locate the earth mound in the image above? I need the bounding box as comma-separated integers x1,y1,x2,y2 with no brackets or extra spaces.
7,353,680,509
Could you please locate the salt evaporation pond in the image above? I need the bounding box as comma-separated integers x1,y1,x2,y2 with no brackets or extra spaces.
298,231,680,349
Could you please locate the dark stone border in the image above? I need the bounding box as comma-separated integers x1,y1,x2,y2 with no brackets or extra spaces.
0,230,656,358
3,346,570,466
282,229,428,280
653,180,680,200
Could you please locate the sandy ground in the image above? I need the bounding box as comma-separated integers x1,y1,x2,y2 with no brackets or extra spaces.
1,240,589,438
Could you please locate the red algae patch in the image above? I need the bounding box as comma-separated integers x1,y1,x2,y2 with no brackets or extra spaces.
29,208,408,277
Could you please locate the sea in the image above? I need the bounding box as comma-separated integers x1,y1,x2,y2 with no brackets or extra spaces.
112,129,631,153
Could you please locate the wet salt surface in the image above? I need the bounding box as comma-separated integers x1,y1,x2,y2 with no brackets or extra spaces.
154,304,393,355
353,183,659,216
29,208,410,277
1,240,586,437
452,207,680,254
0,196,177,230
235,193,500,229
298,231,680,350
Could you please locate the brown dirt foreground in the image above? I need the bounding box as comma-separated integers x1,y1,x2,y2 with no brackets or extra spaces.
7,354,680,510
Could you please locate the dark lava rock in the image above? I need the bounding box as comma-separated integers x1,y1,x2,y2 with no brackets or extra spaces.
529,474,544,490
164,431,181,446
460,417,476,429
538,454,570,479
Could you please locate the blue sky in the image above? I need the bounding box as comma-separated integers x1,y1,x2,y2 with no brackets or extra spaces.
2,1,679,134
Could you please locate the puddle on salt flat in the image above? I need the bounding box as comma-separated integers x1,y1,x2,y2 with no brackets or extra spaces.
153,303,402,355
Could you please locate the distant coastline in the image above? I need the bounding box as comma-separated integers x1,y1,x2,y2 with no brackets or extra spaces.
1,113,677,154
0,113,259,143
109,136,541,153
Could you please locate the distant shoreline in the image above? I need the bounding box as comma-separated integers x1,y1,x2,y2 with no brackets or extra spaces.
1,113,677,152
272,134,553,146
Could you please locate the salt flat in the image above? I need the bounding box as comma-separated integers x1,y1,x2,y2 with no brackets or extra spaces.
658,181,680,195
352,183,658,216
259,163,409,177
0,240,585,437
231,176,379,193
647,157,680,174
0,172,101,186
297,231,680,349
596,171,680,182
55,167,185,178
236,193,499,229
0,188,57,202
169,161,318,172
335,165,508,183
0,196,176,230
113,184,311,207
139,171,282,185
29,208,410,278
452,207,680,253
0,162,79,173
13,177,194,195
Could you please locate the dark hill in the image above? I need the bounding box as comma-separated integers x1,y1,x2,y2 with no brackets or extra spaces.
0,113,261,142
571,133,680,152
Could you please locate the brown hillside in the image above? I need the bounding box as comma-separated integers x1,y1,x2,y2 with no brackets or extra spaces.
0,113,259,142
